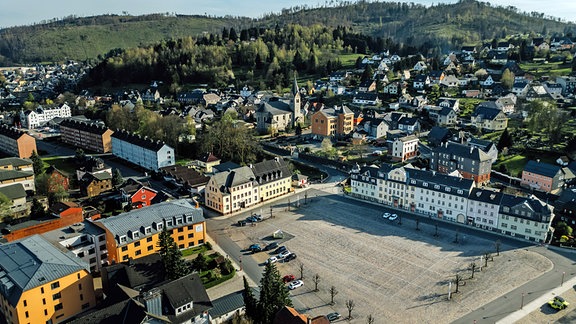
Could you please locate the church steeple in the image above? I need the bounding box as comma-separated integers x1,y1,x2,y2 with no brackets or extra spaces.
290,73,302,126
292,74,299,96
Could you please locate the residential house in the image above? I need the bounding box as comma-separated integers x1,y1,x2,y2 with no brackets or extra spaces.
440,75,460,87
413,61,428,72
19,104,72,128
358,80,376,92
1,201,84,242
209,290,246,324
383,81,401,95
159,165,210,195
177,89,205,104
195,152,221,173
0,183,28,217
427,126,452,147
352,92,381,106
76,157,112,181
471,105,508,131
329,71,351,82
111,130,175,171
140,88,161,103
118,178,158,209
356,117,389,139
45,165,70,192
498,194,553,242
430,142,492,184
0,235,96,324
397,116,420,134
391,135,419,162
94,199,206,264
41,220,108,273
0,157,33,172
512,80,530,97
468,137,499,163
526,84,552,101
80,172,112,198
311,105,354,137
428,70,446,85
429,106,457,127
467,188,503,229
413,75,430,89
495,95,516,114
0,124,37,158
438,99,460,113
59,119,114,153
521,160,566,193
555,76,576,95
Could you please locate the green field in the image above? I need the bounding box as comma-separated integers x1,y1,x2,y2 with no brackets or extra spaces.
41,157,76,175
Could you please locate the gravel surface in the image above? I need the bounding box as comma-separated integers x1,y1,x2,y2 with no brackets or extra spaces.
225,190,553,323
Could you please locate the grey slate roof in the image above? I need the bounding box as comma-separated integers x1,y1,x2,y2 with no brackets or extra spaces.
96,199,204,246
472,106,502,120
469,188,503,204
209,290,245,318
60,118,111,135
0,183,26,200
500,194,552,221
0,157,32,168
111,129,172,152
523,160,562,178
405,168,474,197
211,166,256,194
257,98,291,115
0,170,34,181
434,142,491,162
161,273,213,322
251,158,291,185
0,235,89,306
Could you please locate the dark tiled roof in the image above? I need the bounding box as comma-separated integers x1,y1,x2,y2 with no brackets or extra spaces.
159,165,209,187
0,183,26,200
256,99,291,115
469,188,503,204
0,157,32,168
213,161,241,173
209,290,245,318
500,194,552,220
67,298,146,324
111,129,171,152
59,118,111,135
433,142,491,162
0,124,28,140
0,170,33,181
406,168,474,196
523,160,561,178
250,158,291,185
162,273,213,322
471,106,502,119
199,152,220,163
101,253,166,294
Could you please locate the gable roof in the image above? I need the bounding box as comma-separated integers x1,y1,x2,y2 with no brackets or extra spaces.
111,130,172,152
472,106,503,120
210,166,255,193
0,235,89,306
0,183,26,200
0,170,34,182
59,118,111,135
0,157,32,168
209,290,245,319
469,188,503,204
250,158,291,185
434,142,491,162
523,160,562,178
160,273,213,321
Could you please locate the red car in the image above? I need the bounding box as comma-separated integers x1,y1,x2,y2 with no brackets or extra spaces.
283,274,295,283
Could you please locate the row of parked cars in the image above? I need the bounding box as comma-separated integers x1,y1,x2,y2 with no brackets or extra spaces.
266,245,297,263
382,212,398,221
238,213,263,226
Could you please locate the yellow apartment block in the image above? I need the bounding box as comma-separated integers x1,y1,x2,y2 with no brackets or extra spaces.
0,235,96,324
95,199,206,264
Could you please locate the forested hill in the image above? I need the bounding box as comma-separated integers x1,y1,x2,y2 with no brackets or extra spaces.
0,0,575,65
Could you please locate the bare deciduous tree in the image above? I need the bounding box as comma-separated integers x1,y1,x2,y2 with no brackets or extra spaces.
484,251,492,267
346,299,355,319
454,273,462,293
313,274,320,292
299,262,304,280
366,314,375,324
330,286,338,305
494,239,502,256
469,262,477,279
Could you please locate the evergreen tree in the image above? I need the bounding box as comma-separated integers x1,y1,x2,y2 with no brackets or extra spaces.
229,27,238,42
243,276,259,321
30,198,46,219
193,252,208,271
258,263,292,324
112,169,124,188
497,128,513,151
30,151,43,176
157,227,189,280
361,64,374,82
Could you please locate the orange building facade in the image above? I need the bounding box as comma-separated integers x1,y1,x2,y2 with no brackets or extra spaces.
95,199,206,264
311,106,354,137
0,125,37,159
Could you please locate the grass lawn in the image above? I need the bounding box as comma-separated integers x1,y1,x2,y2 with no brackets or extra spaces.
338,53,364,68
494,154,527,177
41,157,76,175
181,245,209,257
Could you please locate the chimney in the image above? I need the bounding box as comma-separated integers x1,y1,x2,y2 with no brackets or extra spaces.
196,201,199,208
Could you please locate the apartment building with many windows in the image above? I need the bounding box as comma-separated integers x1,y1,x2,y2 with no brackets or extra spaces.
350,163,554,242
0,125,37,159
59,119,114,153
0,235,96,324
94,199,206,264
111,130,175,171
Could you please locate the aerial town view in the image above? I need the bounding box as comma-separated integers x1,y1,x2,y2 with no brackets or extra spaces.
2,0,576,323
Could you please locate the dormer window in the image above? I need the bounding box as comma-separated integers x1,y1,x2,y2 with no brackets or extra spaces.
434,185,440,190
423,182,428,187
119,235,127,243
144,227,152,234
131,230,140,239
176,217,183,225
186,215,193,223
166,219,173,227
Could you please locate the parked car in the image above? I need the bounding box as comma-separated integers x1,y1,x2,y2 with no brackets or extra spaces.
275,246,287,254
264,242,279,251
284,253,297,262
327,312,341,322
252,213,263,221
388,213,398,221
249,244,262,253
288,280,304,290
266,256,278,264
278,250,292,259
246,216,259,223
382,212,391,219
237,220,247,227
549,296,569,310
283,274,296,283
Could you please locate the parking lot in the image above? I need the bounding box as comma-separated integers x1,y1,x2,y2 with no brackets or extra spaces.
223,189,553,323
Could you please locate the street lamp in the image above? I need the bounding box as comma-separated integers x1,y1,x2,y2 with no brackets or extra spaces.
562,271,566,286
521,292,524,309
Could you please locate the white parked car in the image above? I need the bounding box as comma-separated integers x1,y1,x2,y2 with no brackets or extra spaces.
382,212,391,219
288,280,304,290
389,213,398,221
266,256,278,264
278,250,292,259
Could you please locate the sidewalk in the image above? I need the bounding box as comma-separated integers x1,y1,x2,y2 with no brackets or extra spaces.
496,275,576,323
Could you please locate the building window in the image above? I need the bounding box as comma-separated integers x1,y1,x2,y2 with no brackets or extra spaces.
25,311,29,318
54,303,63,311
121,246,128,252
178,227,184,233
82,303,90,310
148,245,153,251
135,250,141,256
134,241,140,247
52,292,61,300
123,255,129,261
179,244,184,249
79,283,82,290
188,233,194,238
147,237,153,242
23,300,27,307
42,298,46,305
51,282,60,289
